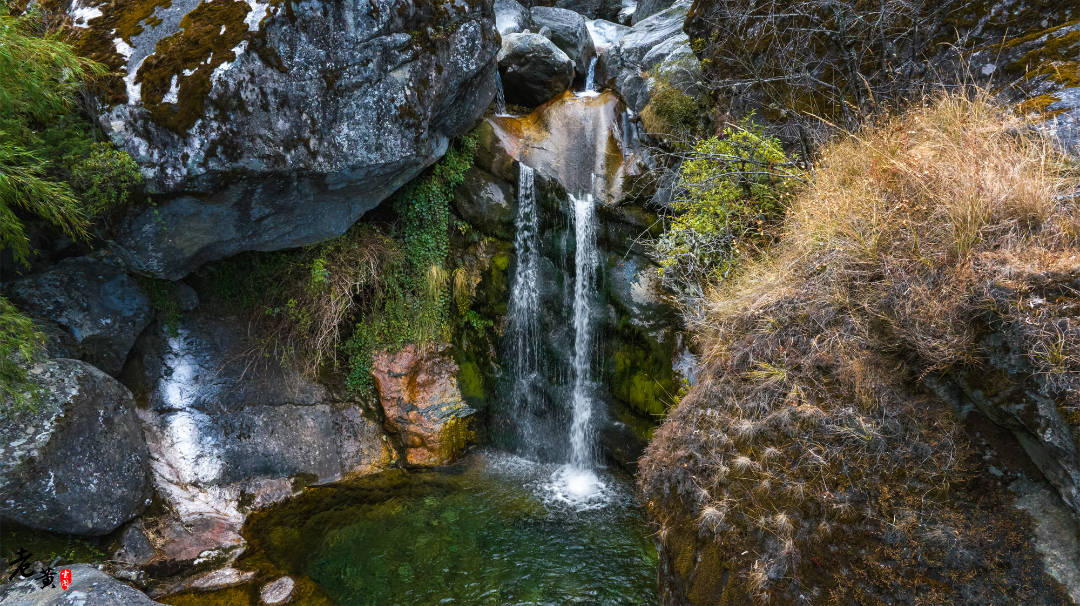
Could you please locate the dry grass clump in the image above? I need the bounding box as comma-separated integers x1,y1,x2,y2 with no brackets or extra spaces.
639,91,1080,604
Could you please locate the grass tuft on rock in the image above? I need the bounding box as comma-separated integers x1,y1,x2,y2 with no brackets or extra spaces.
639,91,1080,603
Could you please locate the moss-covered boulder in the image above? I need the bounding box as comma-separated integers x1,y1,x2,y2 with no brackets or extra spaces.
65,0,499,279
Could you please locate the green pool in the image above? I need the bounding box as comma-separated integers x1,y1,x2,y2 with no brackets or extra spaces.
234,452,658,606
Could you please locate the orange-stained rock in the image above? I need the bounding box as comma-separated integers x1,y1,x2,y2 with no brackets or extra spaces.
372,345,476,466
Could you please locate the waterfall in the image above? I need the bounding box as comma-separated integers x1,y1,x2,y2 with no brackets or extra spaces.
568,192,599,469
583,57,598,93
495,70,508,115
506,164,542,455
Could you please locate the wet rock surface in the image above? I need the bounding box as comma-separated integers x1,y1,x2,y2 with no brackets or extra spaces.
7,252,151,376
0,358,151,536
259,576,295,605
67,0,498,279
372,345,477,466
0,564,163,605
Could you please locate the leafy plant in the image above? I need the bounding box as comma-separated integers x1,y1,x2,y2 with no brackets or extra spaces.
0,295,43,410
652,120,798,302
0,6,141,264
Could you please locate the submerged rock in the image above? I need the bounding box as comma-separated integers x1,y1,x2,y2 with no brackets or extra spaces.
0,358,151,536
260,576,295,605
529,6,596,76
7,252,151,376
498,33,576,107
372,345,476,465
66,0,498,279
0,564,163,605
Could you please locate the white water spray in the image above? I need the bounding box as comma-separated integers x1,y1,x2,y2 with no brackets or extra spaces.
506,165,543,453
567,191,600,476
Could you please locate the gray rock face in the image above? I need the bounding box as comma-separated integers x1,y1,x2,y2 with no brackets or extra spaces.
0,564,163,605
0,358,151,536
453,167,516,239
495,0,531,35
630,0,673,24
68,0,498,280
555,0,601,18
529,6,596,75
127,313,388,525
8,252,151,376
606,0,699,112
498,33,575,107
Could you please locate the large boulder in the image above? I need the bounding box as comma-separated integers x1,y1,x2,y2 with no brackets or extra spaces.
0,358,151,536
529,6,596,76
66,0,499,280
498,33,576,107
7,252,152,376
372,345,476,466
0,564,163,605
124,312,390,562
495,0,531,35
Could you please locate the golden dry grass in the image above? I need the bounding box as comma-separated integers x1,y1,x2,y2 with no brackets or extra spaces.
640,91,1080,604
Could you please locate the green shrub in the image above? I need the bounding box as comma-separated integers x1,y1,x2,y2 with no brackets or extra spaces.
652,120,798,300
0,295,43,411
0,7,141,264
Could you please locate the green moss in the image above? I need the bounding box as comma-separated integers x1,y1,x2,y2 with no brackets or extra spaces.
136,0,251,133
73,0,173,104
456,359,485,404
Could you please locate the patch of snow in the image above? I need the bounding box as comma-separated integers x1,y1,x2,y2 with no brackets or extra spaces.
71,4,102,28
244,0,271,31
163,74,180,104
123,55,146,104
113,37,134,60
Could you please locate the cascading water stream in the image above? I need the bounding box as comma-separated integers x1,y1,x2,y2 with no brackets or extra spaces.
506,165,543,456
583,57,598,94
568,191,598,469
494,70,508,115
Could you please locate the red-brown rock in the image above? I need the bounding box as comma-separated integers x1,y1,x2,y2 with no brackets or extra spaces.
372,345,476,465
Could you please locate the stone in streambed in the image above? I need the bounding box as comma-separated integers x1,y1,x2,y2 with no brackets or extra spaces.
498,33,576,107
260,577,296,605
372,345,476,466
7,252,152,376
495,0,531,35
